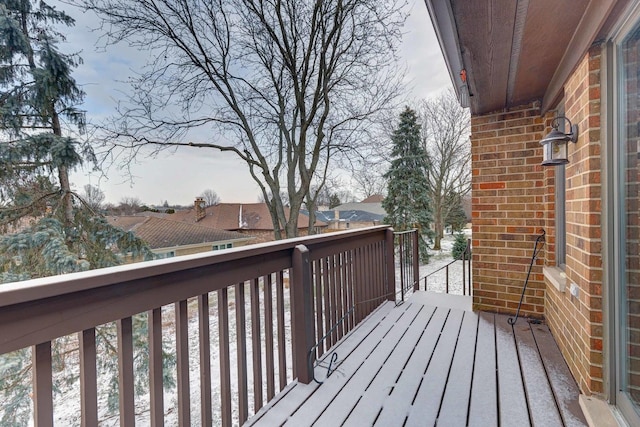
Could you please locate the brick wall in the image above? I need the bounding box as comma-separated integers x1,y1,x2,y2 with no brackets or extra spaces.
544,44,604,396
471,103,546,317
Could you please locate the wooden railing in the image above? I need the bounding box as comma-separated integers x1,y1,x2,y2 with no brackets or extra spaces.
0,226,395,426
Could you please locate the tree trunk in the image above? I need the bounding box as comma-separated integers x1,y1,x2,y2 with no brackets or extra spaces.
433,202,443,250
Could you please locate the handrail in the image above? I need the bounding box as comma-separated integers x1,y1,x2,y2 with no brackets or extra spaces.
0,225,394,426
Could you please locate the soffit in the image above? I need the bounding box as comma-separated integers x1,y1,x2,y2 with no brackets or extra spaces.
429,0,623,115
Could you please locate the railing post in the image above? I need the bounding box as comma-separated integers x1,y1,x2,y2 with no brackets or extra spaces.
462,249,466,296
468,239,472,295
385,229,396,302
412,230,420,291
446,265,449,294
291,245,315,384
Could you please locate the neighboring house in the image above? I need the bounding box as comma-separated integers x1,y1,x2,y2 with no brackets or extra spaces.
427,0,639,424
333,194,386,217
170,198,327,243
107,215,253,258
306,209,384,231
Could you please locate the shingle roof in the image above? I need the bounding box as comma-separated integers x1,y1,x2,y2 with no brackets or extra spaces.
308,210,385,223
171,203,326,230
333,202,386,216
360,194,384,203
107,216,251,249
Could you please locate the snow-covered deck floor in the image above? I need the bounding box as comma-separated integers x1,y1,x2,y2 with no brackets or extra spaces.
246,291,587,426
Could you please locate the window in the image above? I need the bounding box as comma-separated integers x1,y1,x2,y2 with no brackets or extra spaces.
212,245,219,251
226,243,233,248
615,12,640,422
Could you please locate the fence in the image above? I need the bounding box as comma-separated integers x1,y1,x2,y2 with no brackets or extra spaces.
0,226,395,427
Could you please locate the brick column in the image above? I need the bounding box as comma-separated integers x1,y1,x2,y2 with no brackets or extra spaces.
471,103,546,317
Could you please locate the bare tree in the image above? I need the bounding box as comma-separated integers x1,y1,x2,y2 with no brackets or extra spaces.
79,0,407,239
200,189,221,207
81,184,106,212
351,160,388,200
118,197,143,215
419,92,471,250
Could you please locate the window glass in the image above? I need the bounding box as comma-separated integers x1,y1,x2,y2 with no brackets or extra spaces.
618,20,640,415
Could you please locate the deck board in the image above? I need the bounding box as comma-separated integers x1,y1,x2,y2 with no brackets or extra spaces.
468,311,498,427
496,314,531,427
372,305,450,426
246,301,398,426
436,311,479,425
247,292,587,427
530,322,588,426
333,305,436,426
283,302,423,425
513,319,564,426
404,309,465,426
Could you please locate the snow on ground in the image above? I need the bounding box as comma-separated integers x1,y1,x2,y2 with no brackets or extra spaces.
417,229,472,296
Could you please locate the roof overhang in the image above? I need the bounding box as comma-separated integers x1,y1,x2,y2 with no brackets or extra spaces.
425,0,630,115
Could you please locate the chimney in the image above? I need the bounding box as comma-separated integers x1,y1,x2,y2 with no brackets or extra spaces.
195,197,206,221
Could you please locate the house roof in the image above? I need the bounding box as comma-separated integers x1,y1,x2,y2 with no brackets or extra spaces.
170,203,326,231
311,210,385,223
426,0,630,114
107,216,251,250
360,194,384,203
333,201,386,216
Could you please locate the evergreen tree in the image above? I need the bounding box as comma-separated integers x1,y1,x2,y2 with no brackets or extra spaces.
0,3,163,424
382,107,434,261
0,0,152,281
452,232,469,260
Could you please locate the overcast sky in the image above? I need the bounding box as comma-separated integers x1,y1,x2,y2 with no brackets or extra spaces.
63,0,452,206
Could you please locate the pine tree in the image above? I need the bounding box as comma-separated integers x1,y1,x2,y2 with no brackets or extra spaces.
383,107,434,261
0,0,153,280
0,3,162,423
452,232,469,260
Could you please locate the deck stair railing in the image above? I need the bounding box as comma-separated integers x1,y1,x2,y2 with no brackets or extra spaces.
420,238,472,295
0,226,395,427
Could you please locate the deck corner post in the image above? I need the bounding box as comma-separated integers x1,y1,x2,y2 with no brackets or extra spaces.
291,244,315,384
385,228,396,302
412,230,420,291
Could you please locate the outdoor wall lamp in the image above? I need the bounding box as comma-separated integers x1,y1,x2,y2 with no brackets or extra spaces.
540,116,579,166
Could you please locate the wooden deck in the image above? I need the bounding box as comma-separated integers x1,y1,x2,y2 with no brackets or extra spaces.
246,292,587,427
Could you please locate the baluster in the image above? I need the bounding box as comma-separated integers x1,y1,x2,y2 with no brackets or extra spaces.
236,283,249,423
148,309,165,427
218,289,232,426
276,271,287,391
117,317,135,427
175,301,190,426
197,296,211,427
264,274,275,400
250,278,263,410
79,329,98,427
33,341,53,427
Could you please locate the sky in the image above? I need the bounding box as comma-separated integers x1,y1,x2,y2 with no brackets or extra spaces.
62,0,452,206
